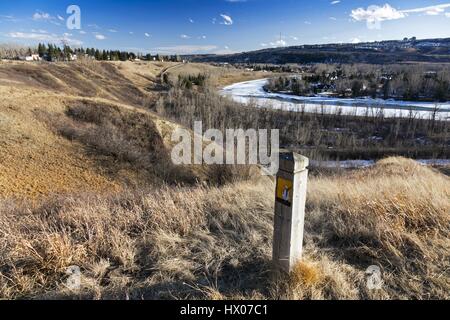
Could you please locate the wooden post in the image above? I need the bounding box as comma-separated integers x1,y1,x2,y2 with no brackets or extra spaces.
273,151,309,273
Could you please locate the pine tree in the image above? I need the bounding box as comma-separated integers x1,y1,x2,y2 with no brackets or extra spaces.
47,44,55,61
119,51,128,61
38,43,46,57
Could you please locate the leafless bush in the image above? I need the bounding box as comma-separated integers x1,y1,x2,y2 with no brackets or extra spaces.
154,87,449,160
0,44,35,59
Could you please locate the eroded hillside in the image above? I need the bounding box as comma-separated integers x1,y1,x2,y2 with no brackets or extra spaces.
0,61,203,199
0,60,448,300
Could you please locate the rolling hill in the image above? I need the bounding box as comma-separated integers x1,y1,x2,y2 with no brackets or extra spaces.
191,37,450,65
0,60,448,300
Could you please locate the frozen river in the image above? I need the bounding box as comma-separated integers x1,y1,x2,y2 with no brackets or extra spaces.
221,78,450,120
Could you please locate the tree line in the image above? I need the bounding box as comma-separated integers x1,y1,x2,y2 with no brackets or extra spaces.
265,63,450,102
154,83,449,161
0,42,184,63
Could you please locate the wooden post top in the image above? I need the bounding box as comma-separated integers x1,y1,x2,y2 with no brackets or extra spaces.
279,151,309,174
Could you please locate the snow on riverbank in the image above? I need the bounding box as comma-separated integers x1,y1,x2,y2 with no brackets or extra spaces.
221,79,450,120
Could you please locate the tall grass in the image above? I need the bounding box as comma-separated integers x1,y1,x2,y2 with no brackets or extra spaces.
0,158,448,299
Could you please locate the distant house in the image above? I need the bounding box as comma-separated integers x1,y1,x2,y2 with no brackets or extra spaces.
20,54,40,62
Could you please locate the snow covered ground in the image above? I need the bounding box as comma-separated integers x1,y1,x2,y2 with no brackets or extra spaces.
221,79,450,120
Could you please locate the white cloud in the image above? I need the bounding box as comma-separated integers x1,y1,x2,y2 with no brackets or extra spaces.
31,29,48,34
0,14,16,21
129,31,134,35
32,12,51,21
270,39,286,47
8,31,82,46
351,37,362,44
351,3,450,29
446,12,450,17
57,15,64,21
9,32,50,40
145,33,150,37
304,21,311,25
153,45,218,54
351,4,405,23
220,14,233,25
213,47,235,55
79,30,86,35
329,16,337,20
189,18,194,23
290,36,299,41
403,3,450,15
423,8,444,15
95,34,106,40
331,1,341,4
108,29,118,33
180,34,190,39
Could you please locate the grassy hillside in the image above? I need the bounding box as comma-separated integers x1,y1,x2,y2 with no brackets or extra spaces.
0,60,448,300
163,62,268,87
0,158,448,299
0,61,227,199
192,38,450,65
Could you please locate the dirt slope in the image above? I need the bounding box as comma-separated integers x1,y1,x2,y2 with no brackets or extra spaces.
0,61,191,199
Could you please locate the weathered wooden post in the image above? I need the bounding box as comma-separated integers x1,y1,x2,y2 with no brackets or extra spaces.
273,151,309,273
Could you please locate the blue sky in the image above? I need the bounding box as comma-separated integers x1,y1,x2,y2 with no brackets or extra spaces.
1,0,450,54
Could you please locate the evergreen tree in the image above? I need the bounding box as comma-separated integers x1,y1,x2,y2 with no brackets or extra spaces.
38,43,46,57
47,44,55,60
119,51,128,61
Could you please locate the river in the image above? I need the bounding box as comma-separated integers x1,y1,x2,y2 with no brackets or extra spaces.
221,78,450,120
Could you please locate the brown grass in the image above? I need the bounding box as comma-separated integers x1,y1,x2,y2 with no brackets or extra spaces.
0,60,448,300
0,158,448,300
164,62,269,87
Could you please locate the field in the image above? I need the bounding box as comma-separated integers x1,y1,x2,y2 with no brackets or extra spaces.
163,62,269,87
0,60,448,300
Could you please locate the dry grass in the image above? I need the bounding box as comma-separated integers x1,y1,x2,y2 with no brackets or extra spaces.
0,85,122,199
0,158,448,300
164,62,269,87
306,157,450,299
0,60,448,300
0,61,257,200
